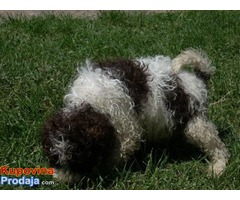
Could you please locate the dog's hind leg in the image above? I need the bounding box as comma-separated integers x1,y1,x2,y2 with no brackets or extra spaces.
183,116,230,176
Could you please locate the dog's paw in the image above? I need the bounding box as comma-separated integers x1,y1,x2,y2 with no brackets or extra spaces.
207,161,227,177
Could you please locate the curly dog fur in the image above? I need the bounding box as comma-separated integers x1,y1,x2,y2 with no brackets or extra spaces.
42,49,230,183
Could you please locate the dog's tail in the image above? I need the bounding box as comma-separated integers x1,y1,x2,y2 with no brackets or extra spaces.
172,49,215,83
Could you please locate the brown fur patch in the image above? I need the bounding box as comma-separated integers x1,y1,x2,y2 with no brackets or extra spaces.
95,59,150,113
42,103,118,175
194,68,211,86
163,75,200,130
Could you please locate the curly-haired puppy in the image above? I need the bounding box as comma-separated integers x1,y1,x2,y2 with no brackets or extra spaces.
42,49,230,183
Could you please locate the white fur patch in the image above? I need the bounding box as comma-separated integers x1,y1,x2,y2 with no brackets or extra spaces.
137,56,176,140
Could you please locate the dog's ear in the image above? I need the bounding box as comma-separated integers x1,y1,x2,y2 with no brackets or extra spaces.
62,105,118,174
42,105,118,175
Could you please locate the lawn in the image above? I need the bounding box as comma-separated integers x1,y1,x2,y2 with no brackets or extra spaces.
0,11,239,190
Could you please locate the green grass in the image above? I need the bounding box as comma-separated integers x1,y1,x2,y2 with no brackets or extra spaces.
0,11,239,190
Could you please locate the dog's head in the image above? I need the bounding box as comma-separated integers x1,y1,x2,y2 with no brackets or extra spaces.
42,104,118,182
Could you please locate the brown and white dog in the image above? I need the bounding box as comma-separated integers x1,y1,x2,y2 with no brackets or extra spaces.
42,49,230,183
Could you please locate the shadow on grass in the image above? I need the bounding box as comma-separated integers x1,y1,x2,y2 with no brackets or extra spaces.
68,125,232,189
67,135,202,189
